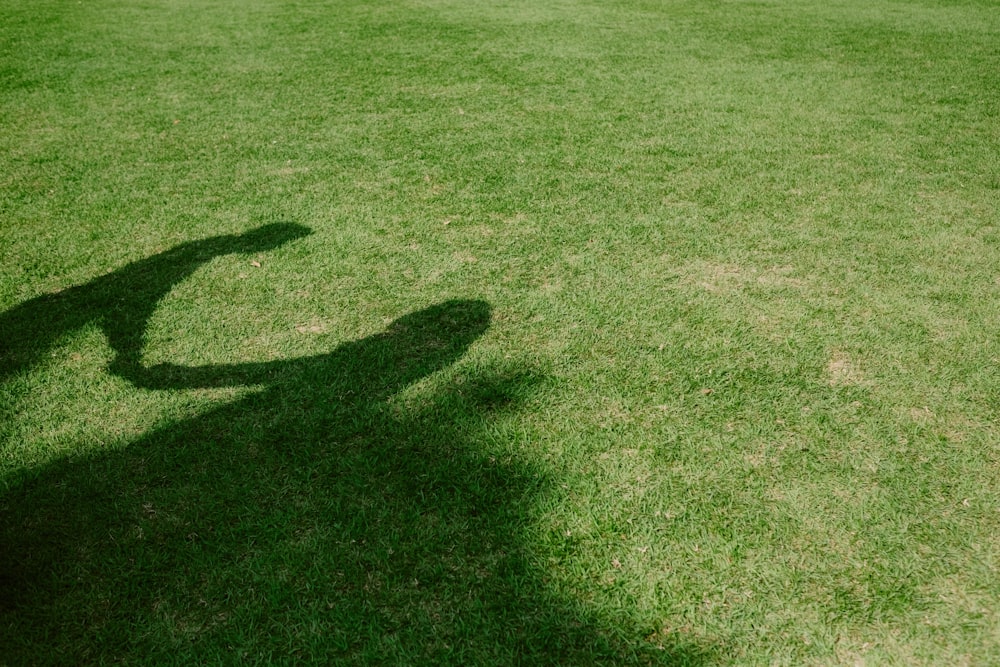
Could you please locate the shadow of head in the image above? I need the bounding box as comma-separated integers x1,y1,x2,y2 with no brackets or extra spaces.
224,222,313,253
352,299,493,391
179,222,312,262
282,299,494,393
381,299,492,354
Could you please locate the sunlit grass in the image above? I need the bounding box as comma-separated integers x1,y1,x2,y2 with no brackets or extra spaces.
3,0,1000,663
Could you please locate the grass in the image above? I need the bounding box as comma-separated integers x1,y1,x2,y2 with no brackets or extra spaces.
2,0,1000,663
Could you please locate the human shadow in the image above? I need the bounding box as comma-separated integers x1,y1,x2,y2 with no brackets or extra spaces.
0,222,312,386
0,240,714,664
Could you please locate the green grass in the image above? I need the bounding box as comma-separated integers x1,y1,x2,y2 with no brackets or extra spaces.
2,0,1000,663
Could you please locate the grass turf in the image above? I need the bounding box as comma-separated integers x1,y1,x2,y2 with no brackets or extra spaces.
2,0,1000,663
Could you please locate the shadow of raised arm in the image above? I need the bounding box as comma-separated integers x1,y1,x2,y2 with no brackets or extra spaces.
0,223,311,384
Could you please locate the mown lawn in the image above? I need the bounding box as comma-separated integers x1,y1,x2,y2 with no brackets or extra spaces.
2,0,999,664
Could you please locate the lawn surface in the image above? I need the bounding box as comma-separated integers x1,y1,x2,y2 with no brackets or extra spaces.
2,0,1000,664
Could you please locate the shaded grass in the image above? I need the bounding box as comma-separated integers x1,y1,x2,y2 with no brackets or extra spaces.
6,297,694,664
3,0,1000,663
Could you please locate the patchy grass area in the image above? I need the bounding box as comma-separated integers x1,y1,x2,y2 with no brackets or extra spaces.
2,0,1000,663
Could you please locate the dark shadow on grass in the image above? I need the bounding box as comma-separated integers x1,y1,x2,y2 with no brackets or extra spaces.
0,237,714,664
0,222,312,385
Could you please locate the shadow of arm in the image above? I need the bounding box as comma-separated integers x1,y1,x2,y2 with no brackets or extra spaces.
114,361,291,390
